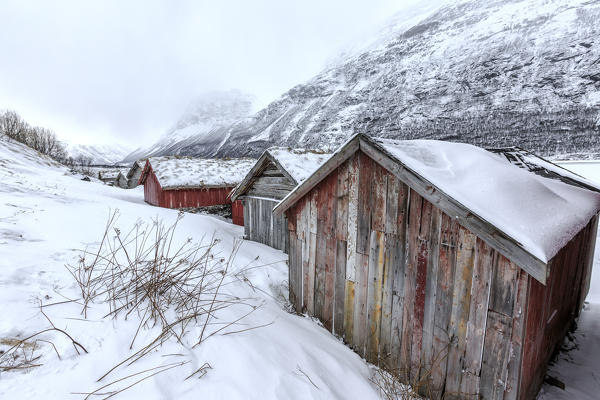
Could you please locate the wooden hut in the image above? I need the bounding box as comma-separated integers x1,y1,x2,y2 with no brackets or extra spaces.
273,133,600,399
126,160,145,188
115,171,128,188
98,170,120,185
139,156,255,225
230,147,330,252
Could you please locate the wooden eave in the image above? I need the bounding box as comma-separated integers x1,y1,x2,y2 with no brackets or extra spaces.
230,149,299,201
138,160,152,185
274,133,550,284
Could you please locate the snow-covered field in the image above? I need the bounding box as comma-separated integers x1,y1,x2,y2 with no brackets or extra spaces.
1,137,599,400
0,138,379,399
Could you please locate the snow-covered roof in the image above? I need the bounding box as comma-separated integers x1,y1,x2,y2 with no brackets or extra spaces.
144,156,255,190
374,137,600,264
275,134,600,280
267,147,331,183
98,170,120,180
230,147,331,201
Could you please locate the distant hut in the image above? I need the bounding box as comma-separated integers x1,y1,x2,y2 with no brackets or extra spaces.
230,148,330,252
273,133,600,400
139,156,255,225
98,170,120,185
115,171,128,188
126,160,145,188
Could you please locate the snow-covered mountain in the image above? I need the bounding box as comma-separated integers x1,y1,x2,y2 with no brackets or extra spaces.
67,143,132,165
122,90,255,162
143,0,600,159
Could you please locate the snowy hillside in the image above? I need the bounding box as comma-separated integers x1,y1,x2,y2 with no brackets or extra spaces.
0,137,379,399
122,90,255,162
2,137,600,399
144,0,600,159
67,142,132,165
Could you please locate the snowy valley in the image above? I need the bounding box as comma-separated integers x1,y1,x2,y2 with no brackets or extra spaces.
1,132,600,399
125,0,600,161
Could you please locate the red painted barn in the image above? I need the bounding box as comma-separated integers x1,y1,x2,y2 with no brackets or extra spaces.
273,134,600,399
139,156,255,226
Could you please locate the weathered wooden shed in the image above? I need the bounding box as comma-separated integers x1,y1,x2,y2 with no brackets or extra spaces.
139,156,255,225
230,147,330,252
115,171,128,188
273,133,600,399
126,160,145,188
97,170,120,185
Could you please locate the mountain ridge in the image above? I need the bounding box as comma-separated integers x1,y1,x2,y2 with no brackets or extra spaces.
127,0,600,161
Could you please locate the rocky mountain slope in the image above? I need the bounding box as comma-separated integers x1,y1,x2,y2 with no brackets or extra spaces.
67,143,133,165
133,0,600,160
122,90,254,162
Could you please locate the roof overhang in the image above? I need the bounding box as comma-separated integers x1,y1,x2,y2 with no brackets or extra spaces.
230,149,298,201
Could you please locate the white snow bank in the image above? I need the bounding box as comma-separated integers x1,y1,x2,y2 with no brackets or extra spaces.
375,138,600,263
0,138,381,399
147,156,256,189
267,147,331,183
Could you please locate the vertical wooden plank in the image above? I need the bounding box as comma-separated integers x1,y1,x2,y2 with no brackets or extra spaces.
357,152,373,254
460,238,494,396
344,155,360,346
307,193,318,315
420,207,442,384
479,311,513,400
388,182,409,371
444,226,477,398
367,230,386,364
336,160,350,241
411,198,432,382
346,154,360,283
300,198,311,313
488,255,518,317
335,160,350,338
335,239,347,337
353,252,370,356
380,174,399,365
365,164,387,363
323,174,338,332
431,214,459,398
314,185,327,322
400,188,422,379
353,152,373,356
504,267,528,400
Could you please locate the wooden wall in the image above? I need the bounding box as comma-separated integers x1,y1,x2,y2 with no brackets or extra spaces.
143,170,241,224
287,151,537,399
238,160,295,252
232,200,244,226
243,197,288,252
245,162,296,200
519,214,598,399
143,169,162,206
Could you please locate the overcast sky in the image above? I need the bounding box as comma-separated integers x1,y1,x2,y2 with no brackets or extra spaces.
0,0,425,148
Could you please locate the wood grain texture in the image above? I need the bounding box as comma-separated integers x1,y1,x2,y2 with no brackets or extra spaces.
444,227,476,398
400,188,422,378
460,238,494,396
367,230,385,364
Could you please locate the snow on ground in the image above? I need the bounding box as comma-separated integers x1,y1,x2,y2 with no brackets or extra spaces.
2,137,600,400
539,161,600,400
0,138,379,399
